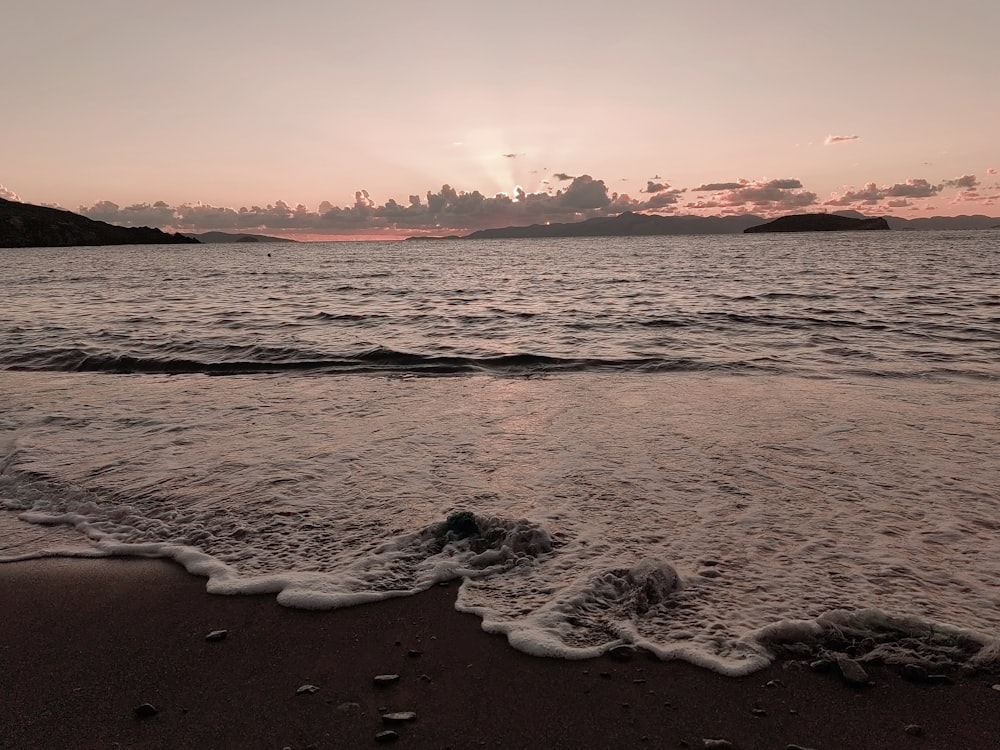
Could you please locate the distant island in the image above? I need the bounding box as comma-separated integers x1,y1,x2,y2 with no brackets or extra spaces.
743,213,890,233
181,231,297,244
464,211,762,239
0,198,198,248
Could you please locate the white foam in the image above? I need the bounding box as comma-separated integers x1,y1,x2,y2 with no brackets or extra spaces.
2,372,999,675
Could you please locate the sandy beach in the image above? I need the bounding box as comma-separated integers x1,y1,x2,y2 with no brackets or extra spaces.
1,558,996,749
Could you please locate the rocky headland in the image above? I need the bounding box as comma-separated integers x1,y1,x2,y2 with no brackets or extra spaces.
0,198,199,248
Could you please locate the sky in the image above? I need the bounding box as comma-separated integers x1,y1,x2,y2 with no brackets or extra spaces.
3,0,998,238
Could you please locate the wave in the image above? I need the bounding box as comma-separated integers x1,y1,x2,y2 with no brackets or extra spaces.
0,345,775,377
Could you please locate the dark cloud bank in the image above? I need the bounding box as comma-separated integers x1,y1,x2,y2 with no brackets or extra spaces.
75,173,997,238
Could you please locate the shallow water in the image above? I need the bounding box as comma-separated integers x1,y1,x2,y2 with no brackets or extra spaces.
2,233,999,673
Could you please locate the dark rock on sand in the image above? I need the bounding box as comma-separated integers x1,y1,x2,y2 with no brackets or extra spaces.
296,684,320,695
133,703,159,718
373,674,400,686
809,659,833,673
204,629,228,641
374,729,399,743
904,724,924,737
609,644,637,661
702,739,735,749
836,656,870,685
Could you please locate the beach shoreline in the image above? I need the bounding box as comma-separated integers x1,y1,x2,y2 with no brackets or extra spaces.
2,557,997,749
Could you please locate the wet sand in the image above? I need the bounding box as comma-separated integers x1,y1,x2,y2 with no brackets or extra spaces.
1,558,997,749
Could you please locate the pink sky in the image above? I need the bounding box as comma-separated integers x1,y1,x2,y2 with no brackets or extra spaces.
3,1,998,238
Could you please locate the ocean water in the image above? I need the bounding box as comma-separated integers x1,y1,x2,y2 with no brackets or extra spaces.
2,232,998,675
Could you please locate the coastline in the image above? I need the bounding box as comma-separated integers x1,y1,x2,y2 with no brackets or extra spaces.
2,558,997,749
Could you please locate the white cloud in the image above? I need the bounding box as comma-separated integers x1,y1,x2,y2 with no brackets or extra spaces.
824,134,861,145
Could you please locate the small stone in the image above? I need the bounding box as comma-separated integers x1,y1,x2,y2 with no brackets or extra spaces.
926,674,954,685
633,679,647,684
133,703,158,718
382,711,417,723
836,656,870,685
418,674,432,682
407,649,423,658
296,684,320,695
992,684,1000,691
702,740,735,749
337,702,362,713
204,629,228,642
374,674,400,686
904,724,924,737
609,644,637,661
900,664,928,683
809,659,832,673
750,708,767,717
785,745,818,750
764,679,783,688
375,729,399,743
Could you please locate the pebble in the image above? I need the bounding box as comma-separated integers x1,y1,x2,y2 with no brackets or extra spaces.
750,708,767,717
374,730,399,743
992,684,1000,692
702,740,735,749
337,702,361,713
373,674,400,686
204,629,228,642
407,649,423,658
926,674,954,685
836,656,870,685
785,745,818,750
296,684,320,695
904,724,924,737
809,659,832,673
133,703,158,718
382,711,417,723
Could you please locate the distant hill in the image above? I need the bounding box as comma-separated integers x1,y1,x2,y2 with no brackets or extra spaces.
0,198,199,248
182,231,297,243
882,214,1000,231
744,213,890,233
456,210,1000,240
465,211,763,239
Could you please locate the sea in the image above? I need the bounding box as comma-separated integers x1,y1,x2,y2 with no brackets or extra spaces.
2,231,998,675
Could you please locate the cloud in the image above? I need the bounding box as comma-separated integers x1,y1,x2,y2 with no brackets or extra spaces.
693,182,744,191
885,178,940,198
642,181,670,193
942,174,978,190
552,173,574,181
0,184,21,202
501,153,519,159
80,200,177,227
825,134,861,145
824,178,942,208
558,175,612,209
689,178,816,212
